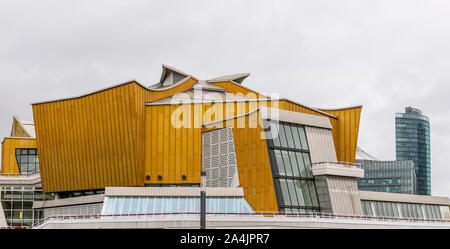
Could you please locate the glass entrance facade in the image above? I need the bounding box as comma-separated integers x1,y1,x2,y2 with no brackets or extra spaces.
0,186,54,227
264,120,320,214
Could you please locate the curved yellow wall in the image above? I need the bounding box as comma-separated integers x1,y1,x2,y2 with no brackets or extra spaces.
319,106,362,163
30,75,361,195
210,81,268,99
144,100,277,186
202,111,278,212
31,78,198,193
209,81,362,163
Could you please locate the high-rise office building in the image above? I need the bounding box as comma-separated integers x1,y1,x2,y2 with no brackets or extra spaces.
395,107,431,195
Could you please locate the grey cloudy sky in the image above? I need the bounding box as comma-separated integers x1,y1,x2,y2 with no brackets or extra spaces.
1,0,449,197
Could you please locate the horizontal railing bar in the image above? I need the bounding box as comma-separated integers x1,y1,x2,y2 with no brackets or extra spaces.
23,211,449,229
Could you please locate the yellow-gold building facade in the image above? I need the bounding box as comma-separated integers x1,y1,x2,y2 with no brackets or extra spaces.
1,65,363,213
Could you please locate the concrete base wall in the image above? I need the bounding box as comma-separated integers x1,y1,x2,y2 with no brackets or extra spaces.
36,215,450,229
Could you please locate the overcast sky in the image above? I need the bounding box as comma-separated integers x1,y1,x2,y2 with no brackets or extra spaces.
0,0,449,197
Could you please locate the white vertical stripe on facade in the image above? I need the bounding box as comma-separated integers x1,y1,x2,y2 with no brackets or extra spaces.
439,206,450,220
259,106,332,129
305,126,338,163
326,176,363,216
43,203,103,219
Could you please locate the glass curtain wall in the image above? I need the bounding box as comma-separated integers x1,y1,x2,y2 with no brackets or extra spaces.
357,160,416,194
15,149,40,175
103,196,255,215
264,120,320,214
361,200,443,220
0,186,54,227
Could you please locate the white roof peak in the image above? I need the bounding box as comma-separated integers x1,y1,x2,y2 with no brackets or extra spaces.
207,73,250,84
11,115,35,138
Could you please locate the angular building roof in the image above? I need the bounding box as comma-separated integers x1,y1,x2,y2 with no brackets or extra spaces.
10,116,35,138
207,73,250,84
356,146,379,161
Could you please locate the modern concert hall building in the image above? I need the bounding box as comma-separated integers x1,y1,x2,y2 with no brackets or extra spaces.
1,65,449,229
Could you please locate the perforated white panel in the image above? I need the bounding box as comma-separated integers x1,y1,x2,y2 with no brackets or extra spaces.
43,203,103,218
202,127,239,187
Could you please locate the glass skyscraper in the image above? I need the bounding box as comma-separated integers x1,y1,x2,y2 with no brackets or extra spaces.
395,107,431,195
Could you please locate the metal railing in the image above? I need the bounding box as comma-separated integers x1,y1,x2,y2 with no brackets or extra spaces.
0,172,40,178
312,161,362,169
22,211,450,229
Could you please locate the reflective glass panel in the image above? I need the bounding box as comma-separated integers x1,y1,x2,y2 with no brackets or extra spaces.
416,204,423,219
226,198,235,213
218,198,227,213
286,179,298,206
294,180,305,206
113,197,122,214
392,203,399,217
105,198,115,214
301,180,312,207
279,179,291,205
278,124,288,147
179,197,187,213
298,126,309,150
235,198,243,213
162,197,171,213
274,150,285,176
146,197,155,214
281,151,293,176
307,181,319,207
289,151,300,177
138,197,147,214
284,125,295,148
122,197,131,214
302,153,313,178
171,197,179,213
291,125,302,150
129,198,139,214
154,198,162,213
295,152,307,177
270,123,281,147
211,197,218,213
242,199,254,213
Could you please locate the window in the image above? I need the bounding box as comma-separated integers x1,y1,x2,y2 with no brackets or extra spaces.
264,120,320,213
361,201,442,220
15,149,39,175
0,186,53,227
274,150,285,176
103,196,254,215
361,201,373,216
295,152,307,177
279,179,291,205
